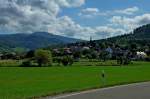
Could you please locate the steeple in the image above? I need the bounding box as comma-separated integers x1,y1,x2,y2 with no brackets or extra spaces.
90,36,92,42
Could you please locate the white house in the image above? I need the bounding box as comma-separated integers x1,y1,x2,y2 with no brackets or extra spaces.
136,51,147,59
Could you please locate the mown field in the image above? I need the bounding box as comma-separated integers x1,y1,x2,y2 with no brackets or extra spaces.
0,61,150,99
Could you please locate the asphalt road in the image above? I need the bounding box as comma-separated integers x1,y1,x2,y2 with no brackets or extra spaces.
44,82,150,99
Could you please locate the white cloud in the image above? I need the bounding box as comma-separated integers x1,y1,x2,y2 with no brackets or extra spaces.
81,8,99,13
79,6,139,18
110,13,150,30
79,7,107,18
48,16,125,40
0,0,85,33
95,26,126,37
114,6,139,15
0,0,147,40
0,0,125,40
78,8,100,18
56,0,85,7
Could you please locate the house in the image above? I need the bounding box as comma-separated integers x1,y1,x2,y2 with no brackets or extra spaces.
105,47,113,54
82,46,90,50
136,51,147,59
63,48,72,55
53,49,60,54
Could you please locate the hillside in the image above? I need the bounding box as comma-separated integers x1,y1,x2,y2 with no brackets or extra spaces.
0,32,80,50
97,24,150,46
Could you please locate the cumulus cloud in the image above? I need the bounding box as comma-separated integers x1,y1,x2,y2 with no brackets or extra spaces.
110,13,150,30
94,26,126,38
79,7,107,18
78,7,108,18
49,16,96,39
56,0,85,8
0,0,85,33
82,8,99,13
78,8,99,18
79,6,139,18
0,0,147,40
114,6,139,15
48,15,126,40
0,0,126,40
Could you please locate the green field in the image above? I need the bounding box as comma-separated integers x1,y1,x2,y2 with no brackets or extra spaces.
0,61,150,99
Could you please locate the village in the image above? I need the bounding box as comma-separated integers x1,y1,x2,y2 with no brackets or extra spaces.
52,37,149,65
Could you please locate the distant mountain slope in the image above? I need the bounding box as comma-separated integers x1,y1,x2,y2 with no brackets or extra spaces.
97,24,150,46
0,32,81,49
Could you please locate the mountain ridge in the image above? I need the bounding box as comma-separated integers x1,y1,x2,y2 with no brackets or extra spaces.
0,32,81,50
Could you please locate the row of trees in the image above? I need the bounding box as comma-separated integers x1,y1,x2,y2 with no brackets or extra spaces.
21,49,52,67
21,49,74,67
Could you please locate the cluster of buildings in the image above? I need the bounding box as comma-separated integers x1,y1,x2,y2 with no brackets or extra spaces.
52,39,149,61
0,37,149,61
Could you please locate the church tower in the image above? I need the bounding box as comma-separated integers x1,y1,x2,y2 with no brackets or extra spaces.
90,36,92,43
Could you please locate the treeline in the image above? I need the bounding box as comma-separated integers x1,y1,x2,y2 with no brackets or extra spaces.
21,49,77,67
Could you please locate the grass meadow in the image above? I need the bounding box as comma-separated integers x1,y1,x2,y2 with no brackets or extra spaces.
0,61,150,99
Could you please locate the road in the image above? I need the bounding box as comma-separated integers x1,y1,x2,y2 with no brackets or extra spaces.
44,82,150,99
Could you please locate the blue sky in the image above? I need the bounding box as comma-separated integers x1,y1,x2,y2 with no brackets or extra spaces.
60,0,149,26
0,0,150,40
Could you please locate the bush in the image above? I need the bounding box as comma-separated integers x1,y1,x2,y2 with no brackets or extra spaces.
61,56,68,66
91,51,98,59
73,51,81,61
123,58,131,65
53,57,62,65
25,50,35,58
99,51,109,61
145,57,150,61
117,55,131,65
61,56,74,66
20,60,32,67
68,56,74,65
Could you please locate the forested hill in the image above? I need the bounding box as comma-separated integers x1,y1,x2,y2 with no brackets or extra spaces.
97,24,150,46
0,32,81,50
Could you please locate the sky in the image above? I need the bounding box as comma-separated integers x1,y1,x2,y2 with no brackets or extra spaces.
0,0,150,40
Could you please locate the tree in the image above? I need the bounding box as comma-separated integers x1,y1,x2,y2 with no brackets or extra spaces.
99,43,106,50
13,47,26,59
99,50,109,62
25,50,35,58
91,51,98,59
35,49,52,67
61,56,74,66
82,49,90,56
73,51,81,61
87,51,98,61
116,52,131,65
130,43,137,52
21,59,32,67
53,57,62,66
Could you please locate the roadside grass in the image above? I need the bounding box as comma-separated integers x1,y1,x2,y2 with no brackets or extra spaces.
53,60,120,67
0,60,22,67
0,59,145,67
0,59,125,67
0,61,150,99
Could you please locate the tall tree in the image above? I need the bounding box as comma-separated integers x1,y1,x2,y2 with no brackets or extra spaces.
35,49,52,67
